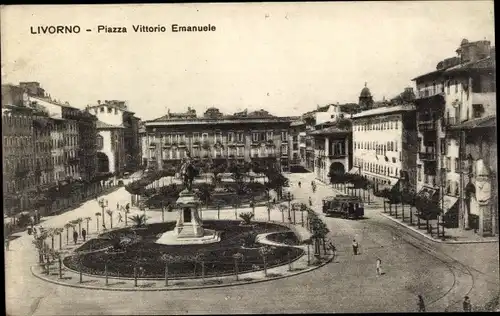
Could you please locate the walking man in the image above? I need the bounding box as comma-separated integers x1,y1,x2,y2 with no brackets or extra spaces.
376,258,382,276
463,296,472,312
328,241,337,260
81,228,87,242
417,295,426,312
73,230,78,245
298,181,302,188
309,196,313,207
5,237,10,251
118,212,123,223
352,239,359,255
117,202,119,210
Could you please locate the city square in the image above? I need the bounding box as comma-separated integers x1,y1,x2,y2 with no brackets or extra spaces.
2,2,498,315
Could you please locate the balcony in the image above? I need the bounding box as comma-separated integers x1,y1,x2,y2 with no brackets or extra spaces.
329,152,347,159
419,147,436,161
418,120,436,131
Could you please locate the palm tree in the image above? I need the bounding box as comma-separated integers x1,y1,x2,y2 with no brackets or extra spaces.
259,246,274,277
124,207,131,226
95,212,101,231
299,203,308,227
84,217,92,234
75,218,83,235
64,223,73,245
232,252,244,281
106,209,114,228
266,202,275,222
278,204,288,223
54,228,64,249
129,214,147,228
160,253,181,286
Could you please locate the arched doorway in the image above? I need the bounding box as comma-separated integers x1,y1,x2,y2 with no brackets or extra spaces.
97,152,110,173
329,162,345,175
465,182,479,231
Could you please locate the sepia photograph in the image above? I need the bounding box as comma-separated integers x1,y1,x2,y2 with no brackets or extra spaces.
1,1,498,314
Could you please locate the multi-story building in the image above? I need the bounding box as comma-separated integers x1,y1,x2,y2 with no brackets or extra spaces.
87,100,141,175
310,126,351,184
2,106,36,215
352,104,418,193
412,38,496,236
142,107,295,172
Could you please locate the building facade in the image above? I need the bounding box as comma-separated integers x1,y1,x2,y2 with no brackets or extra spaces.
87,100,141,175
352,104,418,194
412,38,496,235
142,108,294,172
310,127,351,184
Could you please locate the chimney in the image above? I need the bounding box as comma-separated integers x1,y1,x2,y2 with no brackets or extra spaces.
97,100,101,105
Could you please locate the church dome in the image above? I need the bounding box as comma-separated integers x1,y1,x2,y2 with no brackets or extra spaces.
360,83,372,98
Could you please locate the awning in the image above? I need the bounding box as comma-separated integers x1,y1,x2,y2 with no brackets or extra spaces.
441,195,458,214
377,178,400,192
347,167,360,174
417,187,438,200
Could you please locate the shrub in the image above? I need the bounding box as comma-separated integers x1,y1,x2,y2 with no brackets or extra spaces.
239,212,255,225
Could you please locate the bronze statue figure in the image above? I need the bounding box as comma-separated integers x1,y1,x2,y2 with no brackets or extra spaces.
180,150,198,191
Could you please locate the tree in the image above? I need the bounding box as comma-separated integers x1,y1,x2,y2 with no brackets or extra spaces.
95,212,101,231
232,252,244,281
278,204,288,223
106,209,114,228
75,218,83,235
128,214,147,228
259,246,274,277
84,217,92,233
160,253,183,286
266,201,275,222
64,223,73,244
239,212,255,225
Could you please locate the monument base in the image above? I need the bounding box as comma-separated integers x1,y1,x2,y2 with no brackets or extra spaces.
155,229,221,245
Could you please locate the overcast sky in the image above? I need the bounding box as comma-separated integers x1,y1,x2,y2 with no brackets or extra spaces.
1,2,495,120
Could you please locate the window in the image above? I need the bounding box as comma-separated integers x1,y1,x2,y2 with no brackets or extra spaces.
100,107,105,112
281,144,288,154
281,131,288,142
446,81,450,94
114,108,118,114
108,107,112,113
202,133,208,142
446,180,451,194
446,157,451,172
395,121,398,129
215,132,222,143
455,80,458,93
266,131,273,141
193,132,200,142
227,132,234,143
417,165,422,181
440,139,447,155
395,142,398,152
472,104,484,118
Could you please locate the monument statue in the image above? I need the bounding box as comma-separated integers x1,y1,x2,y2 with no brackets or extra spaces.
179,150,198,192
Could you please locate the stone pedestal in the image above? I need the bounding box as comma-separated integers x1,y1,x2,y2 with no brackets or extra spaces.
174,189,204,238
155,189,221,245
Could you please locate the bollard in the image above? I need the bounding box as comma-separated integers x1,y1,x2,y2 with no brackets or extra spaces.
105,264,108,286
79,267,83,283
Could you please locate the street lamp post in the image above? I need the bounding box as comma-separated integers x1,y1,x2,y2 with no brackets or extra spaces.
99,198,108,228
287,192,292,223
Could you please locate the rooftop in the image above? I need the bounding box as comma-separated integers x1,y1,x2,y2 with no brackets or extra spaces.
449,115,496,130
96,120,125,129
352,104,415,119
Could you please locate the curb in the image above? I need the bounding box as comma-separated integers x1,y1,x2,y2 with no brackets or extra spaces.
31,253,333,292
380,213,499,244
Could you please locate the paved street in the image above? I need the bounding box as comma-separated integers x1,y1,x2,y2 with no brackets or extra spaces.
5,173,499,315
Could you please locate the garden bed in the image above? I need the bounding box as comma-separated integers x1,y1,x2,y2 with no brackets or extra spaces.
265,231,300,246
64,220,303,279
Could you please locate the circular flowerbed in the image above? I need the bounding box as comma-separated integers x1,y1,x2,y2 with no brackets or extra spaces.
265,232,300,246
63,220,303,279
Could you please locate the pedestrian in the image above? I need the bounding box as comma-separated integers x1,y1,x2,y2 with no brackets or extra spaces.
5,238,10,251
352,239,359,255
309,196,312,207
73,230,78,245
463,296,472,312
417,295,425,312
81,228,87,242
298,181,302,188
328,241,337,259
118,213,123,223
273,197,276,204
117,202,119,210
376,258,382,276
